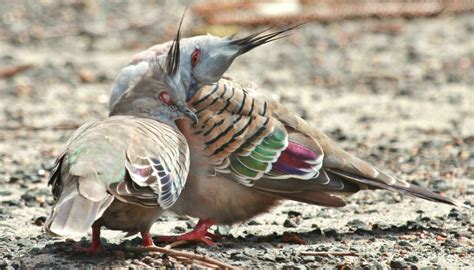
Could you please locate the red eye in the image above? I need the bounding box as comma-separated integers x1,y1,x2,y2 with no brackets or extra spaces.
191,48,201,68
159,92,173,106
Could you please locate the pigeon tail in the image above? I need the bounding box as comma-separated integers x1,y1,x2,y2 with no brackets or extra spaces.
45,183,114,236
328,169,464,207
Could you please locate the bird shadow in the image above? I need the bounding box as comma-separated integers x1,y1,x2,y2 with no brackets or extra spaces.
31,237,157,267
29,216,450,267
211,220,448,250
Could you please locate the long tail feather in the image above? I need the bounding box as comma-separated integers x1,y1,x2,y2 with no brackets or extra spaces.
328,169,463,207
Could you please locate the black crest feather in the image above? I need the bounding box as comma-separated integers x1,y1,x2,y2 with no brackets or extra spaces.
230,23,305,54
165,8,187,76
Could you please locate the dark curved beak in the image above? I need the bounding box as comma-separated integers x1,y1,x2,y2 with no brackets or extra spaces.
179,105,198,124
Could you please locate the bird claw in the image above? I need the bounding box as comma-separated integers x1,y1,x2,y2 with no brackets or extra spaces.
205,232,221,241
72,225,102,254
155,231,219,246
73,243,102,254
199,236,216,246
155,219,218,246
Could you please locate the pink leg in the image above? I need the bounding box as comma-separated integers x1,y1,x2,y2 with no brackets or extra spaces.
156,219,219,246
75,225,102,253
141,230,155,247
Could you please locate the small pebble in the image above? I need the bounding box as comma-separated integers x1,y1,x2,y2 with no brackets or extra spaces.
398,240,413,247
33,216,46,226
283,219,298,228
405,255,419,263
247,220,261,226
0,191,12,196
390,260,408,268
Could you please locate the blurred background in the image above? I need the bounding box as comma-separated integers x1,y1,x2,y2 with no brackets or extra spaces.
0,0,473,268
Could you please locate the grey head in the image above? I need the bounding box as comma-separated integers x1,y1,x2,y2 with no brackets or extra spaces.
110,29,197,124
178,24,303,101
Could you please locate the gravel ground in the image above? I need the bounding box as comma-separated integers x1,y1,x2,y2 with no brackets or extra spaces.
0,1,473,268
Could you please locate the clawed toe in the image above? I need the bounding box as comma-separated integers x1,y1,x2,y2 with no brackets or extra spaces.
205,232,221,241
73,243,102,254
199,237,216,246
154,219,218,246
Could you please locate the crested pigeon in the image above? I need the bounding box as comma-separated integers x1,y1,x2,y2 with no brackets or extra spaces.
45,35,194,253
109,25,300,108
110,28,459,246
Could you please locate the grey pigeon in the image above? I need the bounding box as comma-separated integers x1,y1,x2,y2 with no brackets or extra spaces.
45,34,195,252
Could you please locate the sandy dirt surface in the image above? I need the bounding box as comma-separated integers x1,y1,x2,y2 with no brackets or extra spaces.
0,1,473,268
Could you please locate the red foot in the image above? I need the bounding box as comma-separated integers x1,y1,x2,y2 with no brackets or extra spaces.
74,225,102,254
155,219,218,246
74,243,102,254
141,231,155,247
